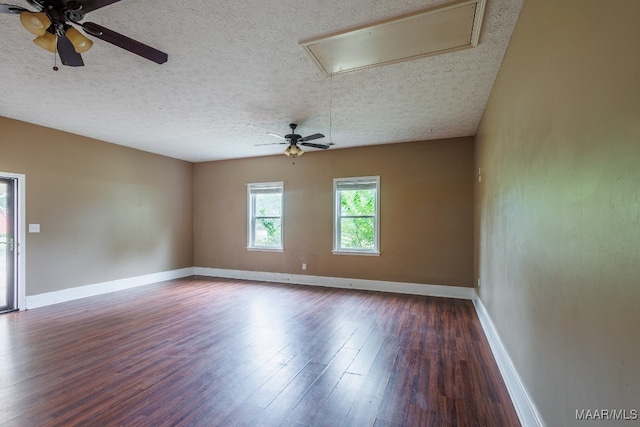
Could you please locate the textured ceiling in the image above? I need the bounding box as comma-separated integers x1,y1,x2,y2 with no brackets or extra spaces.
0,0,524,162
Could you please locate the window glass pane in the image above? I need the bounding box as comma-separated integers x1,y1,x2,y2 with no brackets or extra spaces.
333,176,379,254
248,182,283,250
254,218,282,246
340,217,374,250
340,189,376,216
255,193,281,216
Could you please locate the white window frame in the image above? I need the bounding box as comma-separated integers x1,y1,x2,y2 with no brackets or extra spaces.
247,181,284,252
333,176,380,256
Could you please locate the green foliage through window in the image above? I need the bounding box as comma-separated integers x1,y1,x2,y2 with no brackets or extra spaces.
248,183,283,249
254,217,281,246
334,177,379,253
339,190,375,249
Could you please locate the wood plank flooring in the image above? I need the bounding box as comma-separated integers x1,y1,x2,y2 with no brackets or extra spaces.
0,277,520,426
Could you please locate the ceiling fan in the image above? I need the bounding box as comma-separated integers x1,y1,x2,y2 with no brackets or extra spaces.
0,0,167,67
258,123,332,157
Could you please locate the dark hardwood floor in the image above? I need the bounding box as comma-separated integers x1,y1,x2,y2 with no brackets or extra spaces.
0,277,520,426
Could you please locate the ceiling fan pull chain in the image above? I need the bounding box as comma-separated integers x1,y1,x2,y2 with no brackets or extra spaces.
53,47,58,71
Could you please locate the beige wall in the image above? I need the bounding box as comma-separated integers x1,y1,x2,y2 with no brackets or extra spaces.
195,137,474,287
0,117,194,296
476,0,640,425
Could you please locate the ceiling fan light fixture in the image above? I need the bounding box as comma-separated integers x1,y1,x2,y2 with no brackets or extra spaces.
284,145,304,157
66,27,93,53
33,31,58,53
20,11,51,36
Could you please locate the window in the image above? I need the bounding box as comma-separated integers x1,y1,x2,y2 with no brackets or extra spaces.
247,182,283,251
333,176,380,255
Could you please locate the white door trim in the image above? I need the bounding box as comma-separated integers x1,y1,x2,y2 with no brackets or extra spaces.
1,172,26,310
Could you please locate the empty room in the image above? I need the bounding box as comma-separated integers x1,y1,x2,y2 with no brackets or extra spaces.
0,0,638,425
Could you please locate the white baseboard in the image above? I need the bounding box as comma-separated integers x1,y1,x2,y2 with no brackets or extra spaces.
26,267,195,309
473,296,546,427
193,267,475,300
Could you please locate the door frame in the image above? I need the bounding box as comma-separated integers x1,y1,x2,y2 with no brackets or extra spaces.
1,172,26,310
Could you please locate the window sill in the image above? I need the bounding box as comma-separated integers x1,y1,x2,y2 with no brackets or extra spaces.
247,247,284,253
332,250,380,256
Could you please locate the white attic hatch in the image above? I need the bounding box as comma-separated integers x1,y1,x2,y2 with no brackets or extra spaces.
300,0,486,75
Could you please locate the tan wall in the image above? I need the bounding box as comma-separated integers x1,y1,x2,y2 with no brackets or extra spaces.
195,137,474,287
0,116,194,296
476,0,640,425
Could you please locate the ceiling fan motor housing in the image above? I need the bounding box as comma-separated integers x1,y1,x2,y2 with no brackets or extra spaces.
285,133,302,142
285,123,301,143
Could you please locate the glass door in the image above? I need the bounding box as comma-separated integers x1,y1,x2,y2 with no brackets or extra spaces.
0,178,17,313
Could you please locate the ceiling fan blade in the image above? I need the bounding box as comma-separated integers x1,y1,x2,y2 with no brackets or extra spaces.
25,0,43,10
0,3,27,13
267,132,286,140
82,22,168,64
299,133,325,142
66,0,121,13
255,142,288,146
57,35,84,67
300,142,331,149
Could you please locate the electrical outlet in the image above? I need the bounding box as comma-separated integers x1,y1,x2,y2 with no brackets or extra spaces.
302,263,307,270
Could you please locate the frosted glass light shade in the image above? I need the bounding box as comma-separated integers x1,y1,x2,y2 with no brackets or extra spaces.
66,27,93,53
20,12,51,36
33,31,58,53
284,144,305,157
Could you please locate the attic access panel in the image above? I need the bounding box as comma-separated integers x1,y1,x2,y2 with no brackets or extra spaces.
300,0,486,75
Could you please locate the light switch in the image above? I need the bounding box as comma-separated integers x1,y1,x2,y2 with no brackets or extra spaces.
29,224,40,233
